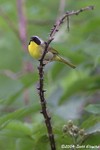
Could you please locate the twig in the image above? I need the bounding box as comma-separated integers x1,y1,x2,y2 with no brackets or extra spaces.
66,12,70,32
50,6,94,38
16,0,27,51
16,0,33,119
38,41,56,150
37,6,94,150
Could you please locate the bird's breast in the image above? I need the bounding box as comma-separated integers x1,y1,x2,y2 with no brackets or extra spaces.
28,42,41,59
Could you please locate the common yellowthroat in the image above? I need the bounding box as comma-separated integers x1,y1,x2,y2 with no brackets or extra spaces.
28,36,76,68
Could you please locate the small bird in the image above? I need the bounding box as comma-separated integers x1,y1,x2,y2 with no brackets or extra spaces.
28,36,76,68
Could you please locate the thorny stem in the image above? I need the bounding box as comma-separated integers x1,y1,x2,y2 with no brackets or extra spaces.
37,6,94,150
38,39,56,150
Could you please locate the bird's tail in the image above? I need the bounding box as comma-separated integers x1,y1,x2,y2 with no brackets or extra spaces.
55,55,76,69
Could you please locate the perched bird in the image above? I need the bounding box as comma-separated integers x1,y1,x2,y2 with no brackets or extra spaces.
28,36,76,68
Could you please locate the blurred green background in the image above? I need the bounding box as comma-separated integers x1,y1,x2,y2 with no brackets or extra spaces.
0,0,100,149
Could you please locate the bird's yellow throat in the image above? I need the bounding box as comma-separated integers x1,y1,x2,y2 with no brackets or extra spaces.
28,41,41,59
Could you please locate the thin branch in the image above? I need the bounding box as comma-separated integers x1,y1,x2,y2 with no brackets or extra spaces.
38,5,94,150
16,0,34,72
16,0,27,51
66,12,70,32
50,6,94,38
38,42,56,150
16,0,33,118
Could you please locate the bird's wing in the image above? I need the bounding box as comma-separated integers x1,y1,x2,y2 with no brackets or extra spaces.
48,47,59,55
41,43,59,55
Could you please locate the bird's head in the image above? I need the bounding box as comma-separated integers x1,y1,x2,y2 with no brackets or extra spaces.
30,36,44,45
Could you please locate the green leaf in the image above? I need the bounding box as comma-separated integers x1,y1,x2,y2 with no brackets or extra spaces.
80,115,100,129
3,72,38,105
0,121,32,138
85,104,100,114
83,131,100,145
0,105,40,127
59,75,100,104
15,138,34,150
